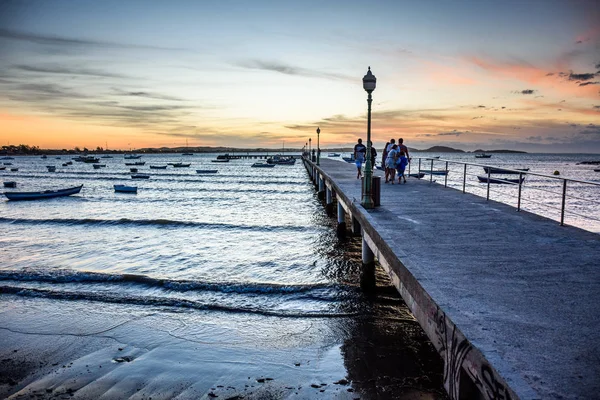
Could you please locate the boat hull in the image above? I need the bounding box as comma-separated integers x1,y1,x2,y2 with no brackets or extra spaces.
477,176,524,184
482,167,529,174
114,185,137,193
4,185,83,201
420,170,448,175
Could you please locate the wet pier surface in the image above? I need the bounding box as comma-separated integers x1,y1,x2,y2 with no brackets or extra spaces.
307,158,600,399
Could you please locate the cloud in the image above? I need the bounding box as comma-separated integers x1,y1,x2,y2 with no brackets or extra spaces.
0,28,182,51
579,81,599,86
521,89,535,95
568,72,597,81
14,64,126,79
236,60,355,82
579,124,600,135
112,88,185,102
436,130,466,137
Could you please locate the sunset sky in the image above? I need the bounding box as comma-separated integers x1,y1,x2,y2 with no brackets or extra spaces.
0,0,598,152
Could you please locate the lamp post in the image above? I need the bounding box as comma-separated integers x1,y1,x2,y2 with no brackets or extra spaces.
316,127,321,166
361,67,376,209
305,142,308,157
309,138,312,159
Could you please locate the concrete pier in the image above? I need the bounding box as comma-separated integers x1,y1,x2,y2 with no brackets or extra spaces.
303,158,600,400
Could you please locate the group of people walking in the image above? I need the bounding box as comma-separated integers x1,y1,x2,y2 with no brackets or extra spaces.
353,137,410,184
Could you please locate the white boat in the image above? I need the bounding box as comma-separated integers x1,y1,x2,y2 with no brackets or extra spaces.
328,153,340,157
124,154,141,159
114,185,137,193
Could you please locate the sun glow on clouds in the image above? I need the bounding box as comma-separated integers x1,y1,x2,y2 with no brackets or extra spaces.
0,0,598,152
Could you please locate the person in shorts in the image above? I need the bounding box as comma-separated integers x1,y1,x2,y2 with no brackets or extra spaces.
354,138,366,179
396,151,408,184
385,144,398,184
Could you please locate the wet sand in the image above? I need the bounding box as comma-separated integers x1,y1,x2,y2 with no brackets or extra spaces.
0,270,448,400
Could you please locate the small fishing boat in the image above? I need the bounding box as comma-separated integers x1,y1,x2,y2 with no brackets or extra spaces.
4,185,83,201
114,184,137,193
125,162,145,166
10,168,18,171
408,173,425,179
0,157,14,160
482,167,529,174
4,162,13,165
594,169,600,172
62,163,69,167
420,170,448,175
130,168,138,173
65,161,73,165
149,165,168,169
0,166,5,170
251,163,275,168
131,174,150,179
55,157,61,159
171,163,191,168
328,153,341,157
342,155,355,163
196,169,218,174
477,175,525,184
93,164,106,169
3,181,16,188
82,157,100,163
182,153,194,156
46,166,56,172
211,159,230,163
475,153,492,158
124,154,141,159
41,155,47,159
101,155,113,158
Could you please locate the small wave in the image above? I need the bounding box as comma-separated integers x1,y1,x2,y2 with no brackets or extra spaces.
0,217,314,232
0,285,358,318
0,269,352,296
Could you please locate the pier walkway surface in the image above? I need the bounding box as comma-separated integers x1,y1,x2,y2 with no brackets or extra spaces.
305,158,600,400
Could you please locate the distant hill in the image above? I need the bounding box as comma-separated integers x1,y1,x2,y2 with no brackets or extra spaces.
412,146,465,153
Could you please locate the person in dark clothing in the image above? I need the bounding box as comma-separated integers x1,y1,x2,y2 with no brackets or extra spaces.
368,141,377,168
353,138,366,179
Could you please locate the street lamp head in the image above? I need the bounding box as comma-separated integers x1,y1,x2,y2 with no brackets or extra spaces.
316,127,320,134
362,66,376,93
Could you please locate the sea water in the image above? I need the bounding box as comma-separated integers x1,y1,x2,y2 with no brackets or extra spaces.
0,153,448,398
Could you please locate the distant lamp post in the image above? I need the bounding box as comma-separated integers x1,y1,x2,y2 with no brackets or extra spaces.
316,127,321,165
309,138,312,160
361,67,376,209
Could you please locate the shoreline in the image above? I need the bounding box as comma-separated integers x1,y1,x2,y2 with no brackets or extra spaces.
0,288,448,399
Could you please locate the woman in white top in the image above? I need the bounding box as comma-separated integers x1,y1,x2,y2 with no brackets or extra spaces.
385,144,398,184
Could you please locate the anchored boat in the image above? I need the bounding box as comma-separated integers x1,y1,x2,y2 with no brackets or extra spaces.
4,185,83,201
477,175,525,184
114,185,138,193
482,167,529,174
